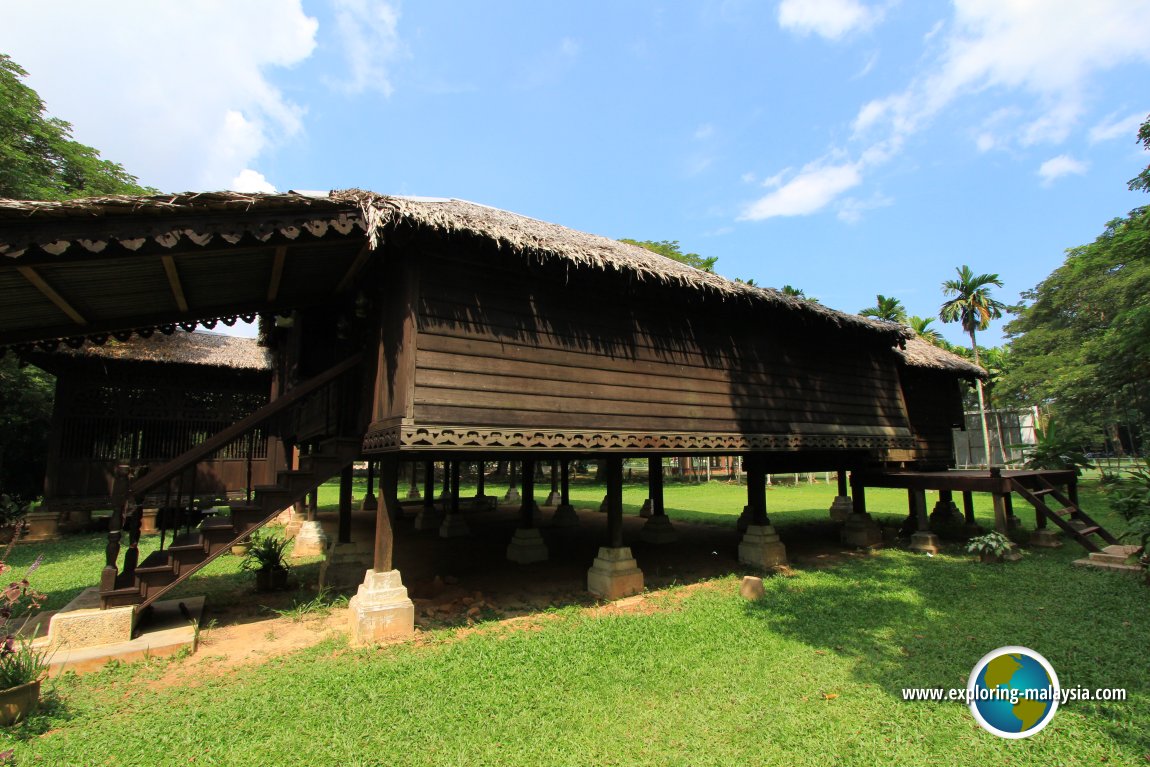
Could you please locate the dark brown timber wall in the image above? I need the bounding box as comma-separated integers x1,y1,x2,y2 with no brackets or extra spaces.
898,367,966,469
369,247,920,459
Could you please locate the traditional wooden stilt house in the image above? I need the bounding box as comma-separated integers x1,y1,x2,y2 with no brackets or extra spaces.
23,332,272,538
2,191,1104,645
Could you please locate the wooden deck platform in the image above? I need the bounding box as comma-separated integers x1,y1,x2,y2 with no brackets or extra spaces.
854,468,1078,495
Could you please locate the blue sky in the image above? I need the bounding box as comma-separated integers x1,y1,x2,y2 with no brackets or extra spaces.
3,0,1148,347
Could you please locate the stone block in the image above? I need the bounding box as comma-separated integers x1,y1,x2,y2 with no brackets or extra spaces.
506,527,548,564
550,504,579,528
544,491,562,507
21,510,62,543
439,513,470,539
828,496,853,522
841,512,883,548
909,531,941,555
639,514,678,544
587,547,644,600
413,506,445,532
639,499,653,519
319,542,374,591
360,492,379,511
348,569,415,645
48,588,133,649
739,575,765,600
1029,529,1063,549
738,525,788,569
291,520,329,558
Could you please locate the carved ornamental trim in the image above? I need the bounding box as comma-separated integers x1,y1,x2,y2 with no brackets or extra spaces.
362,424,915,454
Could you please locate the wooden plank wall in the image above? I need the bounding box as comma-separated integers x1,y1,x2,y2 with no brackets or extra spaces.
898,367,966,467
411,254,912,441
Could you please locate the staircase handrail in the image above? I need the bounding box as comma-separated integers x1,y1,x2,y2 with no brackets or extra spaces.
128,353,363,498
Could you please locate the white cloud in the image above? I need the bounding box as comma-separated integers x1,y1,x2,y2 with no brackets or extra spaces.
777,0,883,41
694,123,716,140
1089,111,1148,143
331,0,406,96
231,169,278,193
0,1,318,193
1038,154,1089,185
738,162,862,220
744,0,1150,223
836,192,893,223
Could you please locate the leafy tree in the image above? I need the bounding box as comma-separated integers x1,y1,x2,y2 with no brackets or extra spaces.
1129,113,1150,193
0,53,155,200
0,357,54,499
908,315,942,345
780,284,818,303
734,277,758,287
619,239,718,273
859,294,907,323
940,265,1006,466
1002,207,1150,451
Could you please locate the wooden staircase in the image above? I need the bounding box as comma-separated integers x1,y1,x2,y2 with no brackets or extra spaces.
1008,474,1119,552
99,354,365,611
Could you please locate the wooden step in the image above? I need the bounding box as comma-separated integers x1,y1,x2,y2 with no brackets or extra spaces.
1054,507,1076,517
1088,544,1142,565
1076,525,1102,537
135,550,175,575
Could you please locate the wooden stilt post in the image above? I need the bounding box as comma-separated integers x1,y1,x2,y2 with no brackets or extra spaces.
545,460,561,506
507,457,547,563
908,487,940,554
605,456,624,548
374,456,397,572
406,461,421,500
551,458,578,527
641,456,676,543
586,455,642,598
338,464,353,544
439,460,469,538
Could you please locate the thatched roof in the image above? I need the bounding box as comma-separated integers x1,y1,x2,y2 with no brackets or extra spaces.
896,336,986,379
0,190,910,344
46,331,271,370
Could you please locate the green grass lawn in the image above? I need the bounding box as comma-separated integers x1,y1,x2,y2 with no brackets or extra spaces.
3,479,1146,765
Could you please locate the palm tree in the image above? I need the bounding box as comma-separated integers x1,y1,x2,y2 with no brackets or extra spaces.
939,265,1006,467
908,315,943,345
859,294,907,323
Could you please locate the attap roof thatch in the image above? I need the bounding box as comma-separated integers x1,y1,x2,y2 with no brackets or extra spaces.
0,190,910,345
46,331,271,371
896,336,986,379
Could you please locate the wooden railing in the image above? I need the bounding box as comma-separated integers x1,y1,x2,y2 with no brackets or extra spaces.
100,353,364,596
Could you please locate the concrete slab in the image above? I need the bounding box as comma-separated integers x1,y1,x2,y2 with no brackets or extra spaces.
34,594,203,676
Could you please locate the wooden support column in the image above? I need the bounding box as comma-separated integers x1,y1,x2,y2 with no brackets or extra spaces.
842,471,881,548
605,456,624,548
475,461,487,500
551,459,579,527
439,461,469,538
406,462,421,500
338,465,353,544
586,455,642,598
545,460,561,506
439,461,451,501
907,488,940,554
640,456,676,543
348,452,415,646
507,457,547,563
829,469,853,521
738,454,787,568
361,460,378,511
414,459,443,532
962,491,977,526
504,461,521,503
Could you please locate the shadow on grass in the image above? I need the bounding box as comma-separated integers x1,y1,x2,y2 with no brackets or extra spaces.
741,546,1150,754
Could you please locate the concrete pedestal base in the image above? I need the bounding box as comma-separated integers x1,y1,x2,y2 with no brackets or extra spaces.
503,487,521,504
841,513,883,547
471,495,497,511
736,505,752,534
551,503,579,528
360,493,378,512
319,542,374,590
59,508,93,534
738,525,788,569
439,513,470,539
908,531,941,554
348,569,415,645
587,547,644,600
506,527,548,564
1006,515,1023,531
828,496,853,522
599,496,609,514
21,510,62,543
405,486,421,501
639,514,678,544
137,508,158,534
291,520,329,558
930,501,963,530
1030,529,1063,548
47,588,134,649
413,507,445,532
544,491,561,506
639,499,653,519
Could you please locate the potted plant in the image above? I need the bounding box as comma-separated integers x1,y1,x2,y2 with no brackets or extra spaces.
0,493,49,726
965,531,1015,563
240,530,290,591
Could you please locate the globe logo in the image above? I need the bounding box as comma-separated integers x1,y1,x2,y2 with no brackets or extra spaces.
968,646,1060,738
